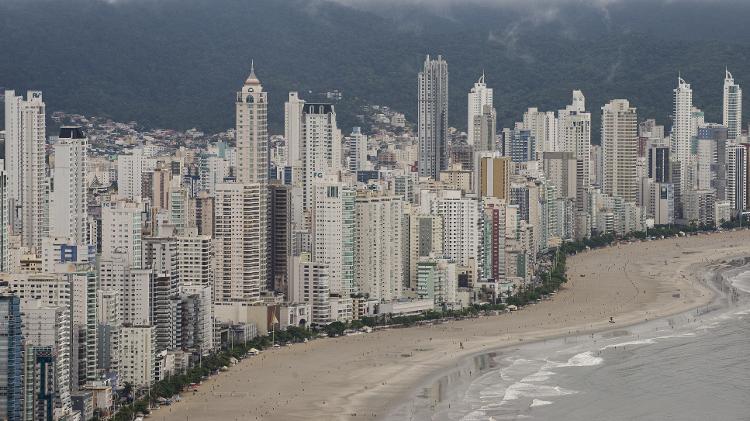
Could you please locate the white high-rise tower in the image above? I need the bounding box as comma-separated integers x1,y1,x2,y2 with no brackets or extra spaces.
672,76,693,192
301,103,341,211
418,55,449,179
285,91,305,169
212,64,269,303
3,90,47,253
558,91,592,213
723,69,742,140
50,126,89,245
467,72,493,146
235,62,268,185
601,99,638,203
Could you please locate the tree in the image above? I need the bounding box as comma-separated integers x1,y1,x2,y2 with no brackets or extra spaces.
324,321,346,337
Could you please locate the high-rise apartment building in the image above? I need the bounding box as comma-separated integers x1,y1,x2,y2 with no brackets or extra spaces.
4,90,47,253
101,201,143,268
50,126,89,245
418,55,449,179
473,105,497,152
648,145,671,183
354,193,403,302
235,63,269,185
723,69,742,140
0,169,8,273
558,91,592,217
467,73,493,146
478,155,511,200
543,152,577,201
311,181,355,297
0,293,22,421
284,91,305,169
523,107,559,155
268,182,291,293
430,190,480,272
347,127,368,171
213,183,266,303
601,99,638,203
117,147,144,202
672,77,693,198
301,104,341,211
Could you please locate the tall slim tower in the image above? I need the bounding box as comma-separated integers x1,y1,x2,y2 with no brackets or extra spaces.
284,92,305,169
723,69,742,140
301,103,341,211
0,293,22,421
3,90,46,253
467,72,493,146
601,99,638,203
558,91,592,213
212,64,270,303
235,62,268,185
672,76,693,191
50,126,89,245
473,105,497,152
418,55,449,179
213,183,266,303
0,169,7,273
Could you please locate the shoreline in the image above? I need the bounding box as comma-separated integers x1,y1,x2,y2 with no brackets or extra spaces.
156,230,750,421
390,250,750,420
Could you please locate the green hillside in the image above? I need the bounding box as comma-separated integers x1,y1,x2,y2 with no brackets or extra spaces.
1,0,749,137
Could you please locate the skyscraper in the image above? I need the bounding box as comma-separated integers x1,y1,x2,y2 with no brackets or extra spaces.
558,91,592,214
354,193,403,302
285,91,305,169
0,293,22,421
101,201,143,269
347,127,368,171
311,181,355,297
523,107,559,156
235,62,269,185
213,183,266,303
467,72,493,146
301,103,341,211
117,147,144,201
648,145,671,183
601,99,638,203
50,126,89,245
4,90,46,253
418,55,449,179
672,76,693,197
0,170,8,273
473,105,497,152
723,69,742,140
478,155,511,200
210,65,270,304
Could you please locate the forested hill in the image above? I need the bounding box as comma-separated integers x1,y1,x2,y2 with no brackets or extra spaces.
1,0,750,135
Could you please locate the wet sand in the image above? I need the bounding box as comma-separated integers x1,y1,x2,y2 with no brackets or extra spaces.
156,230,750,421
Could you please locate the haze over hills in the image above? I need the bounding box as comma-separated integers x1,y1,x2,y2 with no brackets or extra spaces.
1,0,749,136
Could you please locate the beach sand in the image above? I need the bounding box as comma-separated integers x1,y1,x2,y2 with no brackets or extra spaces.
155,230,750,421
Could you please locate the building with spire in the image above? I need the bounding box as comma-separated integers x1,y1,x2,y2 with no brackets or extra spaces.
213,63,269,303
467,72,493,147
723,68,742,140
235,61,269,185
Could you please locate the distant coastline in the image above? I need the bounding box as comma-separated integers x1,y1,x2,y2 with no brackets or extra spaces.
154,230,750,421
388,247,750,420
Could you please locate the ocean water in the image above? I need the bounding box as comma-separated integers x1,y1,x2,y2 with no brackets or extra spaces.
391,267,750,421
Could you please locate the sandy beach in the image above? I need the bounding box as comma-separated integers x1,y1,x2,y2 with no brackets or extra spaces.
155,230,750,421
